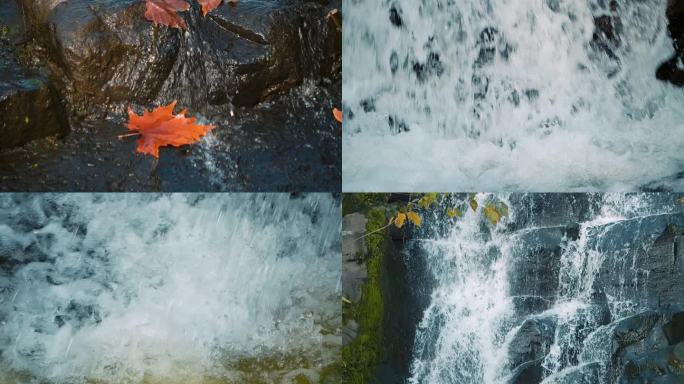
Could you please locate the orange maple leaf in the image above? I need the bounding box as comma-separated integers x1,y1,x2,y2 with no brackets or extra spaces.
125,101,216,158
333,107,343,123
144,0,190,29
198,0,222,16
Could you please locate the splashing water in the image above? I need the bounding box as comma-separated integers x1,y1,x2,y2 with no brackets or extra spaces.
343,0,684,191
0,194,341,384
406,193,684,384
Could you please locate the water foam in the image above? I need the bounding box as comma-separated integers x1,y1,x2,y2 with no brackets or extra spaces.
0,194,341,383
343,0,684,191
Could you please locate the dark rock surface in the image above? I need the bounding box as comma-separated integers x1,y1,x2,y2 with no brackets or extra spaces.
0,83,340,191
0,0,341,191
0,0,68,149
507,316,557,370
657,0,684,85
374,237,434,384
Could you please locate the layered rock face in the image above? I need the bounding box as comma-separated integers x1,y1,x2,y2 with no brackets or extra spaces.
384,194,684,384
503,195,684,384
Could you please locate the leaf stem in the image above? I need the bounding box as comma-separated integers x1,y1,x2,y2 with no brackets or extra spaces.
118,132,141,139
353,217,394,242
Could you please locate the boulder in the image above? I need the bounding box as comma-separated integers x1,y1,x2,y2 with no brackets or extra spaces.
506,358,544,384
19,0,341,114
620,341,684,383
507,315,557,370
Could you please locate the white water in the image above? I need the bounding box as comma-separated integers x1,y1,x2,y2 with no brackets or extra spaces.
407,193,682,384
0,194,341,383
343,0,684,191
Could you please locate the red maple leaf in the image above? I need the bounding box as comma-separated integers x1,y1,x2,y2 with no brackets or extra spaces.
123,101,216,158
144,0,190,29
333,108,343,123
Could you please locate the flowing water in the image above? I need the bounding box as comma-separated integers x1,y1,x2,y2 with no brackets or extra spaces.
0,194,341,384
405,193,684,383
343,0,684,191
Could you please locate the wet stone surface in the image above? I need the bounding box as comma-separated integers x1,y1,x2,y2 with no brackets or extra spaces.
0,0,341,191
0,83,341,191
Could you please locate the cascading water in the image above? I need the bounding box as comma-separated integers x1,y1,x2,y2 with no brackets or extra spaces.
343,0,684,191
404,193,684,384
0,194,341,384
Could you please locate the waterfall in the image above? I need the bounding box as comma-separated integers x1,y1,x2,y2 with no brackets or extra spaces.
405,193,684,383
343,0,684,191
0,194,341,383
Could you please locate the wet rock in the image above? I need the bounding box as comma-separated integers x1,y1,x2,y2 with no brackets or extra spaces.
507,358,544,384
389,4,402,27
507,315,557,370
20,0,341,113
508,227,565,298
505,194,600,231
593,219,684,309
388,115,409,134
657,0,684,85
511,296,553,317
412,52,443,82
620,341,684,383
342,212,368,303
612,311,660,352
0,2,67,149
544,362,606,384
663,312,684,345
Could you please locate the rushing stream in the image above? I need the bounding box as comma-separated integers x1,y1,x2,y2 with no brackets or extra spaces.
343,0,684,191
401,193,684,383
0,194,341,384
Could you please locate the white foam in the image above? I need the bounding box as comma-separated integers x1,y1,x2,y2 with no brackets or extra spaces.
343,0,684,191
0,194,341,383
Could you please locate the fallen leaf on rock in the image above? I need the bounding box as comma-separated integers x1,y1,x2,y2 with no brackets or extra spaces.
333,107,343,123
144,0,190,29
123,101,216,158
198,0,222,15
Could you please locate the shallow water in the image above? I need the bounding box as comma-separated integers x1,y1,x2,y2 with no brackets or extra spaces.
343,0,684,191
0,194,341,384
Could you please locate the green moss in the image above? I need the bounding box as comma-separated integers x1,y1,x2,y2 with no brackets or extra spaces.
332,207,386,384
342,194,388,216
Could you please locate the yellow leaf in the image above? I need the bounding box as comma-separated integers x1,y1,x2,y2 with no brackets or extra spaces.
395,212,407,228
678,197,684,205
406,211,422,226
469,198,478,212
418,193,439,209
483,204,501,225
447,208,462,218
483,202,509,225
